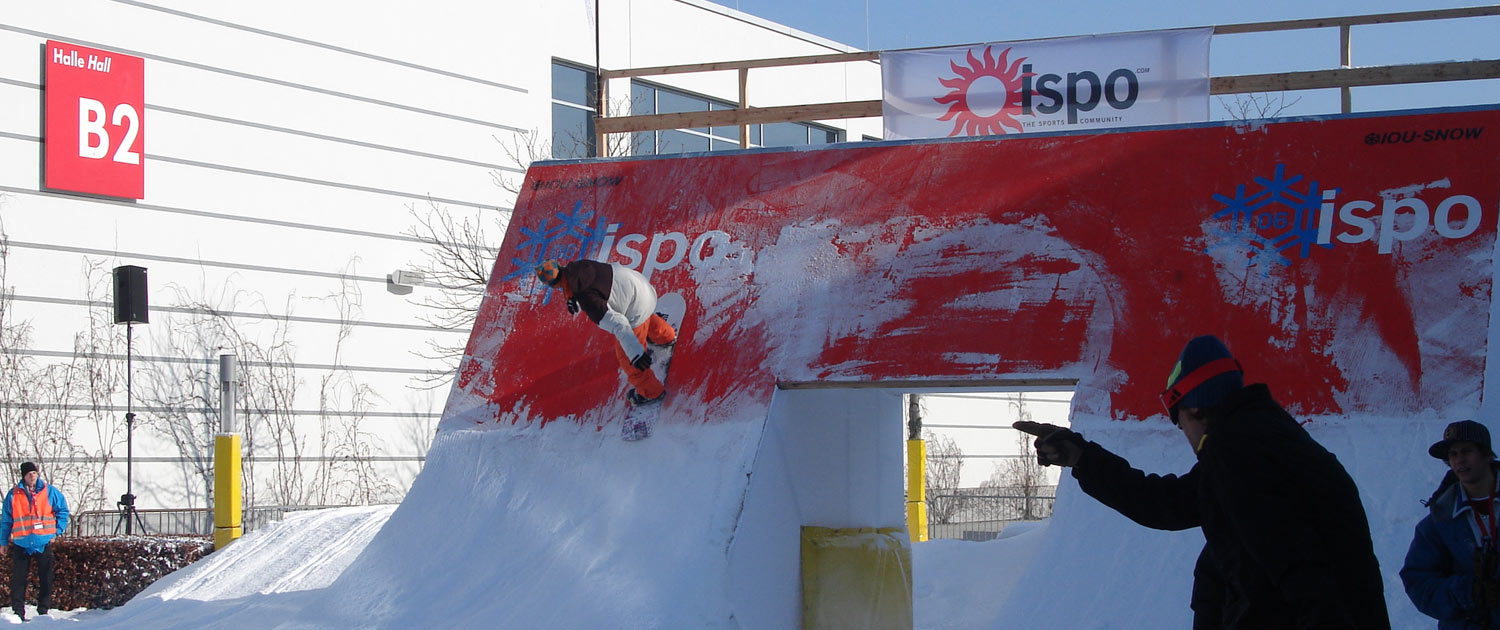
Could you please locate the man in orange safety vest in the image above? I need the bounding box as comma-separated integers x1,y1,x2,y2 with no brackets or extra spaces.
1,462,69,622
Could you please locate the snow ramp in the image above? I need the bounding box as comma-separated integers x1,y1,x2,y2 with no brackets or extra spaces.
357,106,1500,629
86,106,1500,629
376,105,1494,629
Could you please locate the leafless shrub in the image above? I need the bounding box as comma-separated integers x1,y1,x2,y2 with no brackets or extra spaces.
1217,92,1302,121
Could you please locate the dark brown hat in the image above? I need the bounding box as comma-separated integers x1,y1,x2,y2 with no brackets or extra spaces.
1429,420,1493,459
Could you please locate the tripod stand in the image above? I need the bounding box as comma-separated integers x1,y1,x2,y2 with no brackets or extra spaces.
113,485,146,535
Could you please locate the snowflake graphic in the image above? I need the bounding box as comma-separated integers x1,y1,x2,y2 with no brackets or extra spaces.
502,200,614,303
1210,163,1332,265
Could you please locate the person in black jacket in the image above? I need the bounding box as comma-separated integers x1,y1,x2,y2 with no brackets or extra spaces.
1016,335,1389,629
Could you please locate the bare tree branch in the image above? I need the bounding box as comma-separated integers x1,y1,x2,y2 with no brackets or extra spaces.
1217,92,1303,121
401,202,502,386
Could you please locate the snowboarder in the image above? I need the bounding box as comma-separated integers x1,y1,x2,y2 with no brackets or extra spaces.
1,461,69,622
1015,335,1389,629
1401,420,1500,628
534,259,677,405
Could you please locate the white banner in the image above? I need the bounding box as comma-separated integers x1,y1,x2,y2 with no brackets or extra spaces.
881,28,1212,140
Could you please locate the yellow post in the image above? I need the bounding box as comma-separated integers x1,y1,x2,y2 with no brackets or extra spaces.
213,433,242,548
906,439,928,543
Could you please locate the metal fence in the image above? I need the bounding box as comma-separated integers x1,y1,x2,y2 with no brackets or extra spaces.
928,486,1057,541
63,505,388,538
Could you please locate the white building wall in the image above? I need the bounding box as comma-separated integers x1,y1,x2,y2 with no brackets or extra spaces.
0,0,882,513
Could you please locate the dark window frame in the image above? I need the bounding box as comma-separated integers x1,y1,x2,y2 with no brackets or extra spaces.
551,60,599,159
629,79,840,155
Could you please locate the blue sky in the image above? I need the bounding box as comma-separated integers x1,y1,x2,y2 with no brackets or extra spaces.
707,0,1500,117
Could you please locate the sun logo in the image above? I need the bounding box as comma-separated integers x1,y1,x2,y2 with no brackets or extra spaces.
934,46,1034,136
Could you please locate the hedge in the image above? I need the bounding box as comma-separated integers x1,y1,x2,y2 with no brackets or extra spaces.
1,536,211,610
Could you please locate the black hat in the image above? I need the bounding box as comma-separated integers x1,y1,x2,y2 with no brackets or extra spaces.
1161,335,1244,418
18,462,36,476
1429,420,1494,460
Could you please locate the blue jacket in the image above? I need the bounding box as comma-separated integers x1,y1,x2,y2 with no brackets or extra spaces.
0,480,69,554
1402,474,1500,629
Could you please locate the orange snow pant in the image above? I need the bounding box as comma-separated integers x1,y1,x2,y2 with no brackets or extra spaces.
613,313,677,401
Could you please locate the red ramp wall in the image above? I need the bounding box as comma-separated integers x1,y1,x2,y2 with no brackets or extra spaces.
449,106,1499,430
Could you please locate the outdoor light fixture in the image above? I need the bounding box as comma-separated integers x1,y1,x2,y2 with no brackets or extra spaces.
387,269,424,295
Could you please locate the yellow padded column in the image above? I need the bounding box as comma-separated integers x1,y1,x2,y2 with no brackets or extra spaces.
213,433,242,548
906,439,927,543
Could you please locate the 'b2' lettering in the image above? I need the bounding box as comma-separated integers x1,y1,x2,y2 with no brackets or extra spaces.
78,98,141,164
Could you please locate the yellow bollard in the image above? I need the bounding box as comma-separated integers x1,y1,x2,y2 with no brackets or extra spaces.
906,439,927,543
213,433,242,549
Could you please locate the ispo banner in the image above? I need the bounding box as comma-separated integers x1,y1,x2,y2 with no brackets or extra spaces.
881,28,1211,140
451,107,1497,430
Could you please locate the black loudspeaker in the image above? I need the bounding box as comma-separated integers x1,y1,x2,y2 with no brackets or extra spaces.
113,265,149,325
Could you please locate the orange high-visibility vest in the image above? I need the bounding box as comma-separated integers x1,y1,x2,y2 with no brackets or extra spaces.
9,486,57,539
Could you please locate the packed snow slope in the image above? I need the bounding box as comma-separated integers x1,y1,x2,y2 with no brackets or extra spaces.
69,105,1500,629
52,506,394,628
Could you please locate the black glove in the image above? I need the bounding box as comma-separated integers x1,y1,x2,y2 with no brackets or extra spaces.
631,349,653,371
1013,421,1085,467
566,299,579,315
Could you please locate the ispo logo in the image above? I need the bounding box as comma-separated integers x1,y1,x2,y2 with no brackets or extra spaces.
595,225,734,280
1317,188,1482,254
1212,164,1485,263
503,200,736,302
933,45,1142,136
1020,63,1138,124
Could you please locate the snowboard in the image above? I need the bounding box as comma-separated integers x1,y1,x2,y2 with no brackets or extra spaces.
622,292,685,441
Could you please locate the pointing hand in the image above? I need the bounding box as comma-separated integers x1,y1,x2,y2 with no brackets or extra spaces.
1013,421,1085,467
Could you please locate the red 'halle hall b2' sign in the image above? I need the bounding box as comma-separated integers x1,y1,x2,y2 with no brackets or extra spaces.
45,40,145,199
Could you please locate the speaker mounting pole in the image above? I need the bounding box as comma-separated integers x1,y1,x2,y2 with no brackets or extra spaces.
112,265,149,536
116,321,145,535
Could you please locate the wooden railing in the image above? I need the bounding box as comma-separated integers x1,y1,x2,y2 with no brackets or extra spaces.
595,6,1500,148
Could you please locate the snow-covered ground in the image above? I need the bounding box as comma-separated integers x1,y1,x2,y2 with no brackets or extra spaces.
23,505,394,627
31,417,1447,629
20,497,1056,629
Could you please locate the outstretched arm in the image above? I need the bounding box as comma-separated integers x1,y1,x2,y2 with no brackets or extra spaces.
1073,442,1202,531
1014,421,1200,531
597,307,646,361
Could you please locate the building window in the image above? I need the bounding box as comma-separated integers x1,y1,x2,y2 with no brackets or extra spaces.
630,80,837,156
552,61,597,159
